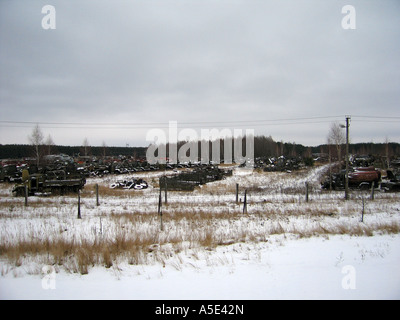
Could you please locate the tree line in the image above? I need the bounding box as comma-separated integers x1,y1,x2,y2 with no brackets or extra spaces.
1,123,399,162
1,138,399,162
0,144,147,161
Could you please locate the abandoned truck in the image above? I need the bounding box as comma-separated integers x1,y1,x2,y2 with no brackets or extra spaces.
159,166,232,191
381,170,400,192
12,169,86,196
0,165,22,183
322,166,381,190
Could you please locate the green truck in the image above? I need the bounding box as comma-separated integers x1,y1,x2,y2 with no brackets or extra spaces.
12,169,86,196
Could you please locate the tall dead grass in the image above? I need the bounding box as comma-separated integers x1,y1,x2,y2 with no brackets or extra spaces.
0,231,165,274
1,213,399,275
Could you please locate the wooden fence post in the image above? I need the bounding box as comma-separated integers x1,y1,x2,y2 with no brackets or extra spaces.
158,187,162,214
361,197,365,222
305,182,309,203
236,183,239,203
77,190,81,219
370,183,375,200
164,177,168,204
96,184,99,206
243,189,248,214
24,184,28,207
158,187,163,231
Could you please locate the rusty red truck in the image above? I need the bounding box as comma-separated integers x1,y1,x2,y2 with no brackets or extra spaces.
348,166,381,189
322,166,381,190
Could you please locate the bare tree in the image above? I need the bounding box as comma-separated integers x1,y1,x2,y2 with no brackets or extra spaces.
82,138,90,157
45,134,55,156
327,137,333,190
385,136,390,168
28,124,44,166
328,122,345,172
101,140,107,158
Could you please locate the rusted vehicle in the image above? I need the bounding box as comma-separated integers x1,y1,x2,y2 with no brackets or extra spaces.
348,167,381,189
381,170,400,192
322,167,381,190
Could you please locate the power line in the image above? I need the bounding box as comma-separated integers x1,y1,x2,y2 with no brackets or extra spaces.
352,115,400,119
0,115,398,130
0,115,343,128
0,121,336,129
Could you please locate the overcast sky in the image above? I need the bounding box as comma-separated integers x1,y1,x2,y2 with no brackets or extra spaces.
0,0,399,147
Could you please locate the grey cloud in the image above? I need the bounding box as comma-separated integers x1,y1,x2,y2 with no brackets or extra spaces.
1,0,399,146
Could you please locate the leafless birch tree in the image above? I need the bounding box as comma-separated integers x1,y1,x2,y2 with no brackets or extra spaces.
328,122,345,172
28,124,44,166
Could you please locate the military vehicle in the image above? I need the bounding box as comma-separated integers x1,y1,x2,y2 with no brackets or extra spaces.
12,169,86,196
160,166,232,191
0,165,22,183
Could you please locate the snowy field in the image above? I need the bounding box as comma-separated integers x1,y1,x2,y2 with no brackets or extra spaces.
1,165,400,300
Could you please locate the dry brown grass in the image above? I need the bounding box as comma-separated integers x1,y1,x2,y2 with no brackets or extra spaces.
82,183,139,198
1,206,399,275
0,230,164,274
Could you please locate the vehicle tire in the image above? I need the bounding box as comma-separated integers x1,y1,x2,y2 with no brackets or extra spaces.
359,183,370,191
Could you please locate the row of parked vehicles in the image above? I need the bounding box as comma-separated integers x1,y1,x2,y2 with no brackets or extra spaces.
2,157,400,196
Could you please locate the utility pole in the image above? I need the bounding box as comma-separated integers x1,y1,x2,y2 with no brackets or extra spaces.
345,116,351,200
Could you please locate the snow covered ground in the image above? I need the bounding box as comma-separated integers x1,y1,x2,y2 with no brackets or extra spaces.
1,165,399,300
1,234,400,300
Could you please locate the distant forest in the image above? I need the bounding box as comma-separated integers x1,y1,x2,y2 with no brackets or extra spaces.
1,136,400,160
0,144,147,160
